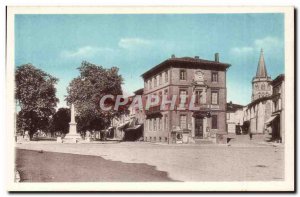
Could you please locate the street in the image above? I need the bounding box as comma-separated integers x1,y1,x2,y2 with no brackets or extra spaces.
16,140,284,182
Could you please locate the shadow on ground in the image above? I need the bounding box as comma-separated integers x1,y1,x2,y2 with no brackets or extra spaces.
16,149,177,182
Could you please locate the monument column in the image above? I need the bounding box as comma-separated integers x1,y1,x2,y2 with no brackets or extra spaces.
63,103,82,143
69,104,77,135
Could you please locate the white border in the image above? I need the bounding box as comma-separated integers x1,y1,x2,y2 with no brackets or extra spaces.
6,6,294,192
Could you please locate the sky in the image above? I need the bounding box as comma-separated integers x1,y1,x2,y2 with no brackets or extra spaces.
15,14,284,107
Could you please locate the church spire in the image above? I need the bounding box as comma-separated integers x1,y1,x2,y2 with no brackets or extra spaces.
256,49,268,78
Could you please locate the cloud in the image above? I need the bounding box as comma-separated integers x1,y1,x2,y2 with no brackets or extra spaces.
230,47,254,55
254,36,283,51
118,38,152,49
230,36,283,56
61,38,169,59
61,46,113,58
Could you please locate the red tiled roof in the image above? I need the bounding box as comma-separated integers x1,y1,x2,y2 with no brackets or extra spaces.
142,56,231,79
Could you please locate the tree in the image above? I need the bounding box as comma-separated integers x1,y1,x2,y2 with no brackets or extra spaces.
66,61,126,133
15,64,59,139
50,108,71,135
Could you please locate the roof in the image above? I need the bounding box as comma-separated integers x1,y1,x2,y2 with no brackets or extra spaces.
247,95,272,109
271,74,285,85
141,55,231,79
226,102,244,112
134,88,144,95
255,49,269,78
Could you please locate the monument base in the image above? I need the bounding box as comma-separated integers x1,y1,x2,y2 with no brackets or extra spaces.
63,133,82,143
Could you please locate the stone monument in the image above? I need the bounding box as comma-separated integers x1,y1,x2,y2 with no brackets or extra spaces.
63,104,82,143
85,130,92,142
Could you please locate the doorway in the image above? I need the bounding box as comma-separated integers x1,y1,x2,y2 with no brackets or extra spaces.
195,117,203,139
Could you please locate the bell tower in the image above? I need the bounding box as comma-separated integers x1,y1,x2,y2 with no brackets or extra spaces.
251,49,272,101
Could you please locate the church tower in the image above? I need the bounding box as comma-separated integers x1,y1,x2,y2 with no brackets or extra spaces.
251,49,272,101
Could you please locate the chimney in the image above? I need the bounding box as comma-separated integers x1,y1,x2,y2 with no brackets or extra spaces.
195,56,199,59
215,53,219,62
171,54,175,58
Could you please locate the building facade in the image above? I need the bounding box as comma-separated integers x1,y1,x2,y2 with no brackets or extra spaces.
267,74,285,142
111,88,144,140
226,102,244,134
141,54,230,143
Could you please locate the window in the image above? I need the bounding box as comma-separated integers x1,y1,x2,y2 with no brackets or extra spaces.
154,77,157,87
158,118,162,130
211,90,219,105
148,80,151,89
195,90,206,104
149,119,152,131
195,90,201,104
179,89,188,104
274,86,280,94
159,91,162,99
153,119,156,131
164,115,168,130
152,93,157,103
180,69,187,80
159,74,162,85
164,89,168,95
212,72,218,82
261,84,265,90
180,89,187,95
226,113,230,120
212,115,218,129
180,115,187,129
165,71,168,83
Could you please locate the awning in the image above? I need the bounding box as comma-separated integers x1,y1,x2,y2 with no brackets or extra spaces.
117,121,130,130
192,111,211,118
146,111,163,119
265,115,279,125
124,124,143,132
133,124,142,130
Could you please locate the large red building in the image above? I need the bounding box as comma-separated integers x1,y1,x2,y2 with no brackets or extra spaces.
141,54,230,143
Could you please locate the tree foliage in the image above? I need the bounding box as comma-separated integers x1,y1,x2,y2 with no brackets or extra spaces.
50,108,71,134
15,64,59,138
66,61,125,132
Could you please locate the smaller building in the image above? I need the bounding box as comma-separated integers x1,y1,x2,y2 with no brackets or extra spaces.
111,88,145,141
226,102,244,134
266,74,285,143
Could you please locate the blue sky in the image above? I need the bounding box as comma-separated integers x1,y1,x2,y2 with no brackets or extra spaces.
15,14,284,107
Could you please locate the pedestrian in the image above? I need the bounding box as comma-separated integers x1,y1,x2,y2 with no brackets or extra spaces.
249,131,253,140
